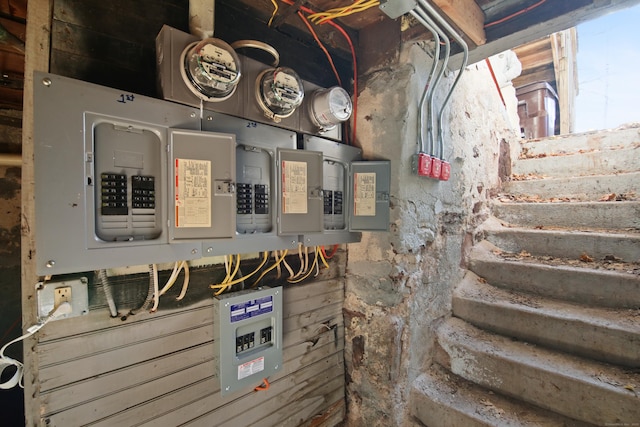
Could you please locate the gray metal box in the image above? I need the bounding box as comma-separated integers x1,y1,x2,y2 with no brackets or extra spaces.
33,72,203,275
214,286,283,396
277,148,324,235
350,160,391,231
201,113,300,255
168,129,237,240
302,135,362,246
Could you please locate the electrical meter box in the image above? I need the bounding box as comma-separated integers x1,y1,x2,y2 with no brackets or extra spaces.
301,136,391,245
201,112,299,255
277,148,324,235
33,72,213,275
214,286,283,396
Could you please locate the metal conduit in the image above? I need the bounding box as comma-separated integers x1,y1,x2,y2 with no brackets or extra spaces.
0,154,21,167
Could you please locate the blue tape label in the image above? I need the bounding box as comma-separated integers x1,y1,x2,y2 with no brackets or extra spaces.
230,295,273,323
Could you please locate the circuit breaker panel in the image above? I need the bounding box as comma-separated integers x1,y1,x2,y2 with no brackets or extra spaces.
33,72,210,275
350,161,391,231
214,286,283,396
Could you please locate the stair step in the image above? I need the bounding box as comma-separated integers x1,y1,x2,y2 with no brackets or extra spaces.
435,317,640,426
411,366,593,427
504,171,640,202
492,200,640,231
480,217,640,263
468,240,640,309
453,271,640,367
513,147,640,178
520,126,640,157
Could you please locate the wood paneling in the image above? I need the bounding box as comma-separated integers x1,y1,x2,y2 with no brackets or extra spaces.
37,277,345,426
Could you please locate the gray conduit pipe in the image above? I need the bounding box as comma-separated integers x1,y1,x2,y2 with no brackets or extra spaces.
98,269,119,318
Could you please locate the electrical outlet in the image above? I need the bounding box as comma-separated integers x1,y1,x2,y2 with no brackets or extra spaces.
37,278,89,321
54,286,72,307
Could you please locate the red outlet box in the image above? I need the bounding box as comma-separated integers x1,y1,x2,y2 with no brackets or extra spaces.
440,161,451,181
418,153,432,176
430,157,441,179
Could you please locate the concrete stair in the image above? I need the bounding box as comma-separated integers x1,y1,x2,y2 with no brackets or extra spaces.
411,128,640,426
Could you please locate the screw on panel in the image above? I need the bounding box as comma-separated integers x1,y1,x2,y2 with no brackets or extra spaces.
45,260,55,268
191,249,198,254
275,364,279,370
225,302,230,307
81,277,88,284
190,112,197,118
207,116,213,121
206,247,213,253
225,386,230,391
42,77,52,87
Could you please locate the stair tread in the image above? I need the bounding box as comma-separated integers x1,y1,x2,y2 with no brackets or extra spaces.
412,366,594,427
437,317,640,425
454,271,640,367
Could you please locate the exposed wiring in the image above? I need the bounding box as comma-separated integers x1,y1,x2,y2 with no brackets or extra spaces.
484,0,547,29
268,0,279,27
211,252,269,295
282,252,296,279
98,269,119,318
288,246,321,284
150,264,160,312
321,244,339,260
126,265,156,318
1,302,72,389
274,251,282,279
485,58,506,107
175,261,191,301
318,247,330,270
308,0,380,25
255,377,270,391
159,261,181,295
252,250,289,287
293,244,305,279
298,11,342,86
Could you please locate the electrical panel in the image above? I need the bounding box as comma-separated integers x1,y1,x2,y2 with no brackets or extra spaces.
168,129,236,241
350,161,391,231
301,135,363,246
200,112,300,255
214,286,283,396
277,148,324,235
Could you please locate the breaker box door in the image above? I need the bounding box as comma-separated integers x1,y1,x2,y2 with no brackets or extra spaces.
349,161,391,231
277,148,323,235
168,129,237,240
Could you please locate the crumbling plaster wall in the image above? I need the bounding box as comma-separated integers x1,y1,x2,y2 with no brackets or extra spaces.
344,44,520,426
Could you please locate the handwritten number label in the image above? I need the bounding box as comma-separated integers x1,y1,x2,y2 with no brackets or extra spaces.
117,94,135,104
246,121,257,128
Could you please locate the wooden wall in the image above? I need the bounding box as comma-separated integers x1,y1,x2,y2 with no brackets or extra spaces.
20,0,347,425
36,260,346,426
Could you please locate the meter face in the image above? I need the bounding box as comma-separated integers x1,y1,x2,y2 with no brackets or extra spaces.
258,67,304,118
183,38,241,100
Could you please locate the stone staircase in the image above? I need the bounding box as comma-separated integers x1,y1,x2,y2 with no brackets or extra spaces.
411,127,640,426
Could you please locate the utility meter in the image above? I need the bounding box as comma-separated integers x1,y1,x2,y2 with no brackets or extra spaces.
180,38,242,102
309,86,352,131
256,67,304,122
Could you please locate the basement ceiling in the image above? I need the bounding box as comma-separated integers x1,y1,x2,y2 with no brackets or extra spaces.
1,0,640,110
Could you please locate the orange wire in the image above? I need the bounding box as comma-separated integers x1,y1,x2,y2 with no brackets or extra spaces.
297,11,342,86
280,0,358,145
484,0,546,28
321,244,339,259
255,377,270,391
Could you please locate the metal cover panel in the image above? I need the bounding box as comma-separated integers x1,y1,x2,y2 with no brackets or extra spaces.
214,286,283,396
169,129,236,240
350,160,391,231
34,72,202,276
299,81,342,141
301,136,362,246
277,148,324,235
200,113,300,255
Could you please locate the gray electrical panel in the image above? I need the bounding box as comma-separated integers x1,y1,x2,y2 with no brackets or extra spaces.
302,135,363,246
277,148,324,235
168,129,236,241
201,112,299,255
350,160,391,231
33,72,203,276
214,286,283,396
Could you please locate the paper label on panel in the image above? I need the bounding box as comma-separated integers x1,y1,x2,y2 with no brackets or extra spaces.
281,160,308,214
175,158,212,228
354,172,376,217
238,356,265,380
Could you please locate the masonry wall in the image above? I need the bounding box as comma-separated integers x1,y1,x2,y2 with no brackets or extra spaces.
344,44,520,425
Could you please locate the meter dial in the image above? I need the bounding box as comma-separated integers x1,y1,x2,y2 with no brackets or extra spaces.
309,86,353,131
181,38,241,102
256,67,304,122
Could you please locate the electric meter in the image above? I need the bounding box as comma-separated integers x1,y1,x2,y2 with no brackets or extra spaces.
309,86,352,131
256,67,304,122
180,38,241,102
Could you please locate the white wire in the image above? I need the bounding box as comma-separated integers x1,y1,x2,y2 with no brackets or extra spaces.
150,264,160,312
176,261,191,301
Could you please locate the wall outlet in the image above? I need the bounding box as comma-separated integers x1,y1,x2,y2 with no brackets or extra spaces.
37,278,89,321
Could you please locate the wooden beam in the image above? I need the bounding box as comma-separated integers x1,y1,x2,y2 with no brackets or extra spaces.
22,0,52,426
551,28,578,134
431,0,486,46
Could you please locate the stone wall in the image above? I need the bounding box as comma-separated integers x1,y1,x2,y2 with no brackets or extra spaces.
343,44,520,426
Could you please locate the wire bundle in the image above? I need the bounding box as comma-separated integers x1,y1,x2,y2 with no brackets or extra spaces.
307,0,380,25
